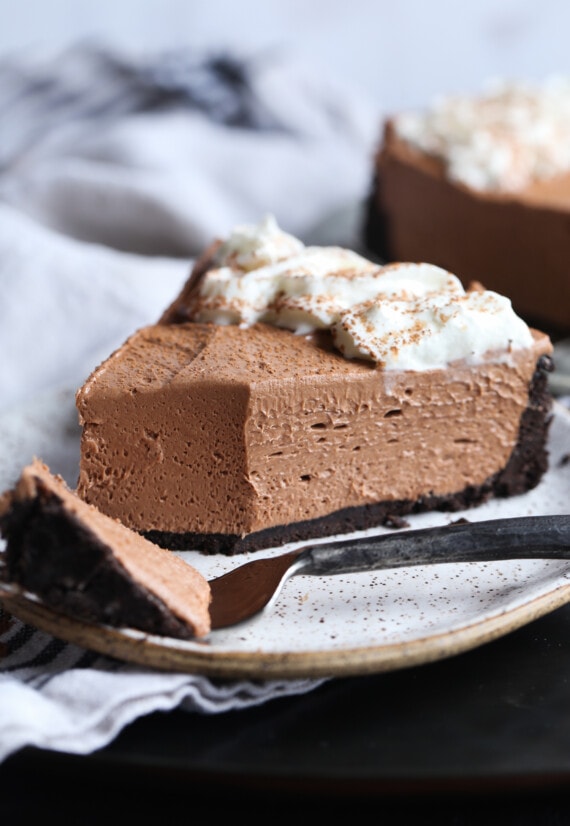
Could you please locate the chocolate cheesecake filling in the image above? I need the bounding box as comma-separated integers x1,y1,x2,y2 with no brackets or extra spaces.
144,353,554,554
76,322,553,556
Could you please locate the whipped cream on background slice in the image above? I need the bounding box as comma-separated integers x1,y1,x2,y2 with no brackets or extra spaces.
393,76,570,192
190,216,534,369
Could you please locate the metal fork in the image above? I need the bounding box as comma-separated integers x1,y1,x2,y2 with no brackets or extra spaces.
208,515,570,630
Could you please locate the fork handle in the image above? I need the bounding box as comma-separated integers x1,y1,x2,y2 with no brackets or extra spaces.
297,515,570,576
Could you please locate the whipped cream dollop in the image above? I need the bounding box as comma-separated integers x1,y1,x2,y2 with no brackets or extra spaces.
393,76,570,192
190,215,533,369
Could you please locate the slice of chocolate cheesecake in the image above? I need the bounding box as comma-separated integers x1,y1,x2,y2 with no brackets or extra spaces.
364,78,570,333
74,216,554,555
0,460,211,637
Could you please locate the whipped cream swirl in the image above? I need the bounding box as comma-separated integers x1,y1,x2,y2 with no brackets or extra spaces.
393,76,570,192
189,215,533,370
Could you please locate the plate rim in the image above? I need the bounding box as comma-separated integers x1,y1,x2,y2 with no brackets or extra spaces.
3,576,570,679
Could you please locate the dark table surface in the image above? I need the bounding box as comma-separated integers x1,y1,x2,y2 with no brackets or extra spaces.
5,601,570,825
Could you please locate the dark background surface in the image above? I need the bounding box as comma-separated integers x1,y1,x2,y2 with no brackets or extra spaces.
5,602,570,825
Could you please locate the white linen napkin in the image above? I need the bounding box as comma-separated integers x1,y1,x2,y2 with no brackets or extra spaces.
0,43,376,257
0,42,376,763
0,201,190,413
0,619,325,763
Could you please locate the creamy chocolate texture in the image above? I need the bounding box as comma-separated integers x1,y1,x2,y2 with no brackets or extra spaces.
0,460,211,637
75,319,553,554
364,82,570,332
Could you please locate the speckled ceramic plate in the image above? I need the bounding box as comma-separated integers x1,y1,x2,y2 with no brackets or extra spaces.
0,389,569,679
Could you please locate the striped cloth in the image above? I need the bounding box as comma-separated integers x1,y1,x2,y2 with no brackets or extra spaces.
0,609,324,763
0,41,374,763
0,44,293,174
0,41,376,256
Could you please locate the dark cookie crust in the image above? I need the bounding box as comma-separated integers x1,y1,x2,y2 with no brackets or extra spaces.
143,356,554,555
363,177,393,263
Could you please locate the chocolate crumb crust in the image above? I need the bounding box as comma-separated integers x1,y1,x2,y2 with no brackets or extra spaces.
0,489,199,640
363,176,393,263
143,356,554,556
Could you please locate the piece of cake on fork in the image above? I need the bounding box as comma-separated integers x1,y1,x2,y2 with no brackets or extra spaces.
0,460,211,638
